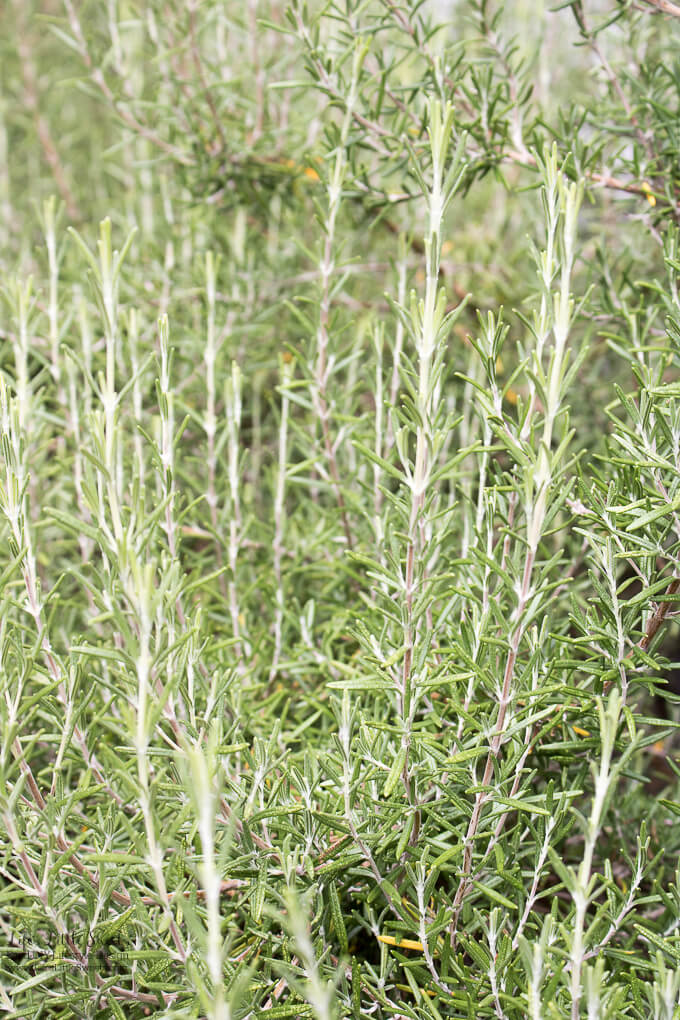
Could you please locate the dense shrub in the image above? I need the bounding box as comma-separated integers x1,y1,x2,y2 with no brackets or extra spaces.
2,1,680,1016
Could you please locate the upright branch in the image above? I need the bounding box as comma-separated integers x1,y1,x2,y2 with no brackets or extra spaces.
293,11,368,553
225,361,251,666
202,252,229,602
395,100,467,834
0,282,117,804
450,148,584,941
270,355,293,685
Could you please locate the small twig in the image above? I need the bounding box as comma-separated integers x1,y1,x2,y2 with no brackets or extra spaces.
14,4,80,219
62,0,195,167
603,576,680,694
571,1,654,163
248,0,266,142
641,0,680,15
637,577,680,653
188,0,228,151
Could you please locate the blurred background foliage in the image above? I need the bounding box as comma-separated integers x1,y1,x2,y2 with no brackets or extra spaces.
0,0,674,440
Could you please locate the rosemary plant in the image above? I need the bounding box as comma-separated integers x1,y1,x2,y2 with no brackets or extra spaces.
2,1,680,1017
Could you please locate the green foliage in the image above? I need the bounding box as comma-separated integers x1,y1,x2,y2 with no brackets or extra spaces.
1,0,680,1017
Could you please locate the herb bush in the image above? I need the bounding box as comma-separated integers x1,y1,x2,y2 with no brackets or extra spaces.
2,0,680,1016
